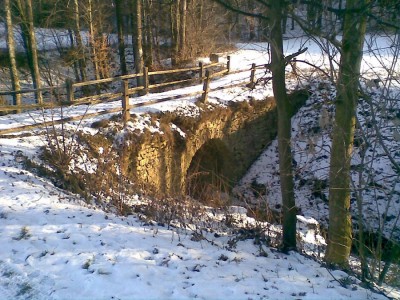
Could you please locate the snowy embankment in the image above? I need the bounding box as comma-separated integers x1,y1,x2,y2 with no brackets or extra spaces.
0,34,399,299
0,143,390,300
238,34,400,241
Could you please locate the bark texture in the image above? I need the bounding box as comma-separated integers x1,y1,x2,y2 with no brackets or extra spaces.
132,0,144,88
5,0,22,106
115,0,128,75
269,0,297,251
16,0,42,104
326,0,369,266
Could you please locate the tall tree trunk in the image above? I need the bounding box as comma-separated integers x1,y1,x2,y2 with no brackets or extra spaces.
16,0,42,104
170,0,180,66
153,0,163,64
326,0,369,267
179,0,187,59
73,0,87,82
25,0,42,103
269,0,297,251
248,1,256,40
132,0,144,87
88,0,100,80
143,0,154,68
115,0,128,75
5,0,22,107
68,29,80,82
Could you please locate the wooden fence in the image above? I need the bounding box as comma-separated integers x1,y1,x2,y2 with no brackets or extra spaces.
0,57,269,134
0,58,228,112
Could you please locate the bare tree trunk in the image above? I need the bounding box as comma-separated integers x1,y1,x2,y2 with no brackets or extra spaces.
132,0,144,87
179,0,187,59
88,0,100,80
73,0,87,82
213,0,297,252
153,0,163,64
25,0,42,103
269,0,297,251
170,0,180,66
16,0,42,104
5,0,22,107
326,0,369,267
68,29,80,82
248,1,256,40
143,0,154,68
115,0,128,75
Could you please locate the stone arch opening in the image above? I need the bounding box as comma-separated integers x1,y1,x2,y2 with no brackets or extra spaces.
185,138,235,205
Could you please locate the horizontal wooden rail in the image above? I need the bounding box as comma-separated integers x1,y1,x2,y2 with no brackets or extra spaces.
72,73,142,88
148,66,199,76
74,92,123,104
211,69,229,78
203,62,222,69
148,77,199,89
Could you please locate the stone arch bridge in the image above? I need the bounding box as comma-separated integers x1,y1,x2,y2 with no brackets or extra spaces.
127,91,307,199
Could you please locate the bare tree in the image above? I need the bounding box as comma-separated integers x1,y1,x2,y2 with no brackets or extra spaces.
72,0,87,82
170,0,181,66
142,0,154,68
268,0,298,251
87,0,100,80
5,0,21,107
132,0,144,87
179,0,187,56
15,0,43,104
115,0,128,75
214,0,302,251
325,0,370,267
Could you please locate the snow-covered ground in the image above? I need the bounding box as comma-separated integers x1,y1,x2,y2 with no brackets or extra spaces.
237,78,400,239
0,139,394,300
237,33,400,241
0,33,399,299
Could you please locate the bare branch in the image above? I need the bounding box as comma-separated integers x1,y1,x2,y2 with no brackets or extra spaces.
284,48,308,65
213,0,270,21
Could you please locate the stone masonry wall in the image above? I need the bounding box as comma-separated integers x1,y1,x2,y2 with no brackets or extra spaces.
128,97,280,197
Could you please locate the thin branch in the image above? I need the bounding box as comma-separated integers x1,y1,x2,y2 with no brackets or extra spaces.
213,0,270,21
284,47,308,64
290,13,342,50
292,59,331,79
367,13,400,30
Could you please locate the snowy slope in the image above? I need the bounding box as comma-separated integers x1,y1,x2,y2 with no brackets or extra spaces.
238,78,400,240
0,140,391,300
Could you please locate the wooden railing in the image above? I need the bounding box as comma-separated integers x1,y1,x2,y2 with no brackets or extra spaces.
0,57,270,135
0,58,229,112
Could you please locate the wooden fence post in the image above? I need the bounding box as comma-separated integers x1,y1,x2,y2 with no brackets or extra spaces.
201,70,211,103
250,63,256,86
227,56,231,73
65,78,74,103
199,62,204,84
122,79,130,123
143,66,149,95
